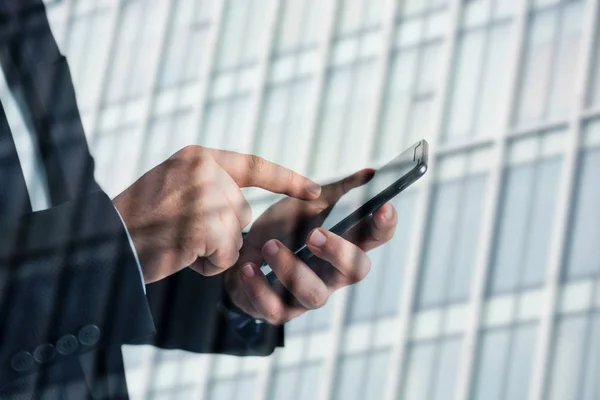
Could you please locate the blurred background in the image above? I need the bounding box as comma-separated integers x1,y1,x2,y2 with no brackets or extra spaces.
2,0,600,398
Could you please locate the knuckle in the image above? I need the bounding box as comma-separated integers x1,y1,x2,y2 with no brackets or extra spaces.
179,144,198,156
241,200,253,227
349,256,371,283
190,155,211,173
276,260,296,285
305,288,328,309
287,169,296,187
263,305,284,325
248,154,265,173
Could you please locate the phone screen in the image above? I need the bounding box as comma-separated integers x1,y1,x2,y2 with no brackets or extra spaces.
262,140,427,285
320,141,424,232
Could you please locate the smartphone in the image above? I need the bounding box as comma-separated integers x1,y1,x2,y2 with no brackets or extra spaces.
262,139,429,285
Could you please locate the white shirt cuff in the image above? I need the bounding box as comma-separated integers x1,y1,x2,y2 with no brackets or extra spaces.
113,205,146,294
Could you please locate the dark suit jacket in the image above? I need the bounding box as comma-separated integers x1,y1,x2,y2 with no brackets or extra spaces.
0,0,283,398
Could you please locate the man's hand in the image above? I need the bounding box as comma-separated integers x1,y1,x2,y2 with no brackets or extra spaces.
113,145,322,284
224,169,399,325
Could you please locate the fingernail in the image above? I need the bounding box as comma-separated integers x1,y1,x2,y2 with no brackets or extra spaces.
263,240,280,257
241,263,255,278
383,203,393,220
306,180,322,196
309,229,327,247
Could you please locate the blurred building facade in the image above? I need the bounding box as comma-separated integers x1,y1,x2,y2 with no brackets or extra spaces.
2,0,600,398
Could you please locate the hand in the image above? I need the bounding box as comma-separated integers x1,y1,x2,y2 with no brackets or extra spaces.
113,145,322,284
224,169,399,324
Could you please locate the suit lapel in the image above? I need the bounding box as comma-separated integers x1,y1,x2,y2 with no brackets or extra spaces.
0,100,31,223
0,0,101,206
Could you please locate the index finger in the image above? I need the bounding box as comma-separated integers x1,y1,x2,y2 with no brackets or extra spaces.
320,168,376,205
206,149,322,200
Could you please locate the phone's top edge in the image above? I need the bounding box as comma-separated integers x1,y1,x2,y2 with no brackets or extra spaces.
419,139,429,166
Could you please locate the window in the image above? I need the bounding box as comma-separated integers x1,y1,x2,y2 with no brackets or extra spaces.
400,337,463,400
515,0,585,126
253,0,327,171
444,0,515,142
310,0,384,175
142,350,203,399
61,2,113,114
200,95,252,152
103,0,166,105
590,6,600,107
214,0,270,69
199,0,272,153
375,0,449,160
545,313,600,400
275,0,329,51
157,0,215,89
470,324,538,400
332,350,390,400
93,123,140,197
488,132,563,294
140,111,194,173
254,79,313,171
268,363,322,400
416,150,490,309
205,376,256,400
564,121,600,281
335,0,386,35
203,355,260,400
345,190,417,322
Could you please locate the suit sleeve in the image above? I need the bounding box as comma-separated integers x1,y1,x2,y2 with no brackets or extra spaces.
144,269,284,357
0,190,156,388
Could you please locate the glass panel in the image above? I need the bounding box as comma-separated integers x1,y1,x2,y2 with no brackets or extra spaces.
215,0,269,68
446,20,513,142
333,354,366,400
489,158,561,293
402,338,462,400
276,0,305,51
448,175,486,301
235,376,256,400
521,159,561,287
546,315,588,400
472,23,513,138
431,338,462,400
515,9,558,125
504,324,537,400
206,380,235,400
418,181,461,307
490,164,534,293
471,325,537,400
303,0,329,46
418,176,486,308
378,192,418,316
297,364,322,400
516,2,585,126
402,341,436,400
313,59,377,174
378,40,442,160
65,11,112,111
363,352,390,400
336,0,364,34
269,368,296,400
579,314,600,400
546,1,584,119
565,148,600,280
158,0,212,88
591,20,600,106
